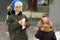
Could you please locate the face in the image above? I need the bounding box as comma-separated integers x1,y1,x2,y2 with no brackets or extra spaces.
41,18,50,29
14,6,22,14
42,22,50,29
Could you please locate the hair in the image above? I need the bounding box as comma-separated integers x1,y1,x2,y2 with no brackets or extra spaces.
14,1,23,7
38,16,53,27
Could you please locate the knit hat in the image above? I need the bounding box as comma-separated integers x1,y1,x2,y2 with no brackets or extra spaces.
14,1,23,7
11,0,20,10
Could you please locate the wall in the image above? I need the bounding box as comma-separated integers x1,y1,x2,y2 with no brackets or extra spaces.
0,0,12,21
49,0,60,27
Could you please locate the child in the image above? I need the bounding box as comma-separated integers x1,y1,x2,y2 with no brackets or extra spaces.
6,1,30,40
35,16,57,40
5,0,20,23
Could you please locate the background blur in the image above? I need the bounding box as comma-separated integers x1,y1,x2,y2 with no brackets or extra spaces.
0,0,60,40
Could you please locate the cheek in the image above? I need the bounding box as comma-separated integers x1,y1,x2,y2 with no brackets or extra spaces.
18,8,22,11
14,7,22,11
43,25,49,28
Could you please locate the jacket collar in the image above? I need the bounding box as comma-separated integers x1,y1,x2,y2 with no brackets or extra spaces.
17,11,22,15
11,10,22,15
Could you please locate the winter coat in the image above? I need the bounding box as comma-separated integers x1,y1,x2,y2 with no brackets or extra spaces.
35,30,57,40
6,11,30,40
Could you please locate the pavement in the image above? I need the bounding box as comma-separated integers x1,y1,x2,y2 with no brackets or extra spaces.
0,22,60,40
0,22,39,40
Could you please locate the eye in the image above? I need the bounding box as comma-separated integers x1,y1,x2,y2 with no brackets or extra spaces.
42,22,50,25
46,22,49,24
42,22,45,24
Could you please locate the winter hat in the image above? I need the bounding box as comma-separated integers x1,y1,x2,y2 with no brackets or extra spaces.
11,0,20,10
14,1,23,7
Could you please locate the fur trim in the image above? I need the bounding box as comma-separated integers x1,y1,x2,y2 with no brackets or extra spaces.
14,1,23,7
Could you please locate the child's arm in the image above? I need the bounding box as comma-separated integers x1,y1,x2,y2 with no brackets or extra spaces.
35,30,43,39
7,4,12,11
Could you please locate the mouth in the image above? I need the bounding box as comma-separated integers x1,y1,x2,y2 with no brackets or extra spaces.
43,26,48,28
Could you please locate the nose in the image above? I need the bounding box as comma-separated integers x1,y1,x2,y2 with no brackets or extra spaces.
43,24,48,28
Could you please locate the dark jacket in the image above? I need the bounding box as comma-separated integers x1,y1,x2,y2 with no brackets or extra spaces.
6,11,30,40
35,30,57,40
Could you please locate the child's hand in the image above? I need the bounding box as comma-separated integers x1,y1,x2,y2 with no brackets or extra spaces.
18,20,22,25
40,27,46,31
18,20,26,26
7,5,12,11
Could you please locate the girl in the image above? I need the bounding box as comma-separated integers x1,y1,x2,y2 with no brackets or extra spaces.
35,16,57,40
6,1,30,40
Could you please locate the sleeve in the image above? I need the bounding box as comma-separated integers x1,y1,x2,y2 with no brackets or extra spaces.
24,20,30,29
52,31,57,40
35,30,43,39
5,11,11,23
23,14,31,29
6,16,21,34
7,11,11,15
